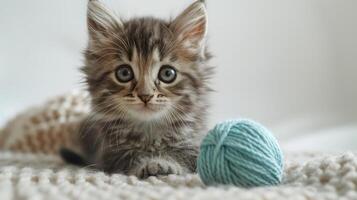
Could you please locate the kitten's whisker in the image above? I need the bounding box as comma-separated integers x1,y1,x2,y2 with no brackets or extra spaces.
80,163,98,170
80,101,120,141
169,104,194,129
99,101,128,152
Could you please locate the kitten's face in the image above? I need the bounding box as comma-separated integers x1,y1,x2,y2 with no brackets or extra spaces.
83,0,211,122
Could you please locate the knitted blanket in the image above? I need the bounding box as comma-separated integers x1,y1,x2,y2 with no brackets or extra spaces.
1,92,356,199
0,151,356,200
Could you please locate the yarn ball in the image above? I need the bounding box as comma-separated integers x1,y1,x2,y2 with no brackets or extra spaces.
197,119,284,188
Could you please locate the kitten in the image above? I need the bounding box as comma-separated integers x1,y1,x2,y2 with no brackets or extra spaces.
62,0,213,178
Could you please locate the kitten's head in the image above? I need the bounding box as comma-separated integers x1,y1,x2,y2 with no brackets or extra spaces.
83,0,212,123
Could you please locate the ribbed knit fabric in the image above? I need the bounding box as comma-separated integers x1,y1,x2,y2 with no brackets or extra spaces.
0,151,356,200
0,91,356,199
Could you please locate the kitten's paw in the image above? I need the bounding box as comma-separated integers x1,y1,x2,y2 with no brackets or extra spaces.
133,158,183,179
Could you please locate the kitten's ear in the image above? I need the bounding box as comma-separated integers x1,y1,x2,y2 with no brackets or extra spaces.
87,0,123,42
171,1,207,48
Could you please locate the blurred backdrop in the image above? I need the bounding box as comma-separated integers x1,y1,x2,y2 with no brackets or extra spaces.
0,0,356,151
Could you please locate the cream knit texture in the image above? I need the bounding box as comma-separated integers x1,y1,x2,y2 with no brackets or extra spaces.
0,151,356,200
0,92,356,199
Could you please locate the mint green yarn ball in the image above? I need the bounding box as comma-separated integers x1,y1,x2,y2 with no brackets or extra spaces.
197,119,284,188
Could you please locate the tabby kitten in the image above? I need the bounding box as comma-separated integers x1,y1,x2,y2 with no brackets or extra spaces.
62,0,213,178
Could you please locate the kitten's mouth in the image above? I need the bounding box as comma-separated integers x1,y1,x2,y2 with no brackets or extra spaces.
132,103,162,112
127,103,167,121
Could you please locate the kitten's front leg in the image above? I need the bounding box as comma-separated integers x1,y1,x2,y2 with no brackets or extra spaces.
129,157,186,179
130,145,200,178
101,149,185,178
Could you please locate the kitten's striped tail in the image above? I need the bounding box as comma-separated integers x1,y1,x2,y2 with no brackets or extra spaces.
60,148,89,167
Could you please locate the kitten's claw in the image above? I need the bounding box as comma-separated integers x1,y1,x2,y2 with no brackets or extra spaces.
133,158,183,179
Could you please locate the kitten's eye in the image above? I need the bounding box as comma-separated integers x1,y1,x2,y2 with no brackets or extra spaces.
115,64,134,83
158,65,177,83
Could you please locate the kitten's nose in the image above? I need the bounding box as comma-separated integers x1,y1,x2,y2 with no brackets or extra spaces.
138,94,154,104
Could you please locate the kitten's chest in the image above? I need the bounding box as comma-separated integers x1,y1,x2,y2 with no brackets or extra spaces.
104,122,187,151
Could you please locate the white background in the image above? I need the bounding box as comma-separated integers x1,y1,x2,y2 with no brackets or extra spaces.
1,0,356,151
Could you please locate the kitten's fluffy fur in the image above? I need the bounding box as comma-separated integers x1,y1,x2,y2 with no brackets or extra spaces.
66,0,213,178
